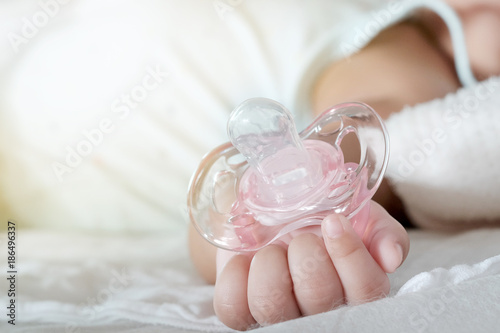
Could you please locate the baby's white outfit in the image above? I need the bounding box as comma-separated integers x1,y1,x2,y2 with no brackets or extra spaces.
0,0,492,231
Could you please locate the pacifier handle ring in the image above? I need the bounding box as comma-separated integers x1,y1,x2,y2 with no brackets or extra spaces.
300,102,390,218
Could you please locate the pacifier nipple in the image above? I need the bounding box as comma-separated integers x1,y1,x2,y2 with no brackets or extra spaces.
228,99,321,199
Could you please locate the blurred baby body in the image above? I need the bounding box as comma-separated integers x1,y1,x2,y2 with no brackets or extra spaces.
0,0,395,230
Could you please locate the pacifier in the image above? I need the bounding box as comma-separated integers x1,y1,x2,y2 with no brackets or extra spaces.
188,98,389,251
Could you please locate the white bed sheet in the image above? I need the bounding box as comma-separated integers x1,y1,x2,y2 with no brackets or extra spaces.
1,227,500,333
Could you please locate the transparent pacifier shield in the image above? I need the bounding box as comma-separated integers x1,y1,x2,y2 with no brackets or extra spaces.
187,142,264,249
187,99,389,251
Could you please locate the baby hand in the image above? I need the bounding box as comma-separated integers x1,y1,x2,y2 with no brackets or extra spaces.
213,201,409,330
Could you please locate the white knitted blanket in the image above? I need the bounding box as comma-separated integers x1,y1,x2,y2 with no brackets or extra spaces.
385,77,500,230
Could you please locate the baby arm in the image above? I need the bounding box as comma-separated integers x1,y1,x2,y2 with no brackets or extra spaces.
313,21,460,217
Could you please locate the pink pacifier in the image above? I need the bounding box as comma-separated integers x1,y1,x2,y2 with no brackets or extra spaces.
188,98,389,251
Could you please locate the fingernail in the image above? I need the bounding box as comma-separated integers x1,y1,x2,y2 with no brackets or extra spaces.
324,215,345,239
395,243,404,267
